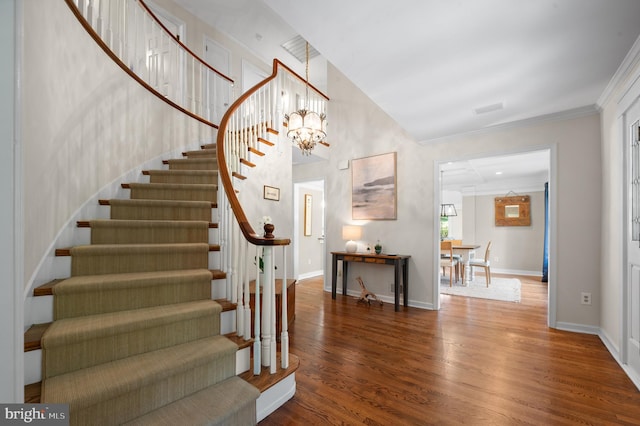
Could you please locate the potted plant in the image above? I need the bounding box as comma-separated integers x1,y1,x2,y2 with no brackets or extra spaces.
374,240,382,255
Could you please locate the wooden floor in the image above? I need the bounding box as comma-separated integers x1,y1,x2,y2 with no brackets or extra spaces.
260,274,640,425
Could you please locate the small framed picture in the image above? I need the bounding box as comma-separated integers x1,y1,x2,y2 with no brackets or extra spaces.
263,185,280,201
304,194,312,236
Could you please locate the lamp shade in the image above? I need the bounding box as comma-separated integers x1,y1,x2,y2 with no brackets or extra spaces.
342,225,362,253
440,203,458,217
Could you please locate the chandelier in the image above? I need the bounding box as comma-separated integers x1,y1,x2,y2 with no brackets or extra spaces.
285,42,326,155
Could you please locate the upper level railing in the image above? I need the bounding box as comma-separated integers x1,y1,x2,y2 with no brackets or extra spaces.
66,0,234,126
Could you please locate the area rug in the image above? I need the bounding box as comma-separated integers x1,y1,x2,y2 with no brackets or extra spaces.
440,275,521,303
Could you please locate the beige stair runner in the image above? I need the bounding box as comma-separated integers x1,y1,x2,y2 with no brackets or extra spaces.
38,146,260,425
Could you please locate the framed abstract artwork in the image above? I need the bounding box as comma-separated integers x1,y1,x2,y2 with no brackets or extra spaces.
304,194,312,236
351,152,397,220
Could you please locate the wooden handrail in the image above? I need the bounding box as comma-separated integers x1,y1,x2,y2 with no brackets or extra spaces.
216,59,329,246
138,0,234,84
64,0,221,129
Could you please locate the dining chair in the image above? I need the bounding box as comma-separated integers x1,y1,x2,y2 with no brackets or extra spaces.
440,240,459,286
440,239,463,281
469,241,492,286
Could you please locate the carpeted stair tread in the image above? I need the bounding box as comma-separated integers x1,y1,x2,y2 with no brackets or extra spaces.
128,183,217,202
167,158,217,171
107,199,213,221
89,219,209,244
52,269,214,319
42,300,222,378
183,149,216,158
122,376,259,426
70,243,209,276
147,170,217,185
41,335,238,423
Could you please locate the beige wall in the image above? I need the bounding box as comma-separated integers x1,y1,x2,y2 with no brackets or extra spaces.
321,62,602,326
463,191,546,275
22,0,214,292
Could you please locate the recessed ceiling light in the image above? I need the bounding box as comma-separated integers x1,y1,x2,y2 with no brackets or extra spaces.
495,171,503,175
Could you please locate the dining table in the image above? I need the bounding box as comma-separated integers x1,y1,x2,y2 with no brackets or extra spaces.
452,244,480,285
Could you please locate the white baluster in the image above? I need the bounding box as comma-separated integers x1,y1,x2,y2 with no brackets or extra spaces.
243,239,252,340
236,225,244,337
253,246,262,375
281,246,289,369
261,246,273,368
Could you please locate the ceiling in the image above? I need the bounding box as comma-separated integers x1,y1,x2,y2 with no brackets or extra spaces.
440,150,550,194
172,0,639,184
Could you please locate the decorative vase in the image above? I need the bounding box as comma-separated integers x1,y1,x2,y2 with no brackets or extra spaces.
264,223,275,239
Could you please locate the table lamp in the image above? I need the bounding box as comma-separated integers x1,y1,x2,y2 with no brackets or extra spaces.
342,225,362,253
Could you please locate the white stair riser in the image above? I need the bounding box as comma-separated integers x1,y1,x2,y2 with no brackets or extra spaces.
235,346,250,374
256,373,296,422
220,309,236,335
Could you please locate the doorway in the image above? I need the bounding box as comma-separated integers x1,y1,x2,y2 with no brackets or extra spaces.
434,148,555,325
203,37,231,124
293,180,325,281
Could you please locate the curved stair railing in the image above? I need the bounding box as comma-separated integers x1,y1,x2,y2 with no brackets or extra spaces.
64,0,330,379
216,59,329,374
67,0,233,126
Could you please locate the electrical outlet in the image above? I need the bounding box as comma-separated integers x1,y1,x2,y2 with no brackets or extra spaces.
494,257,499,263
389,283,403,294
581,292,592,305
338,269,342,277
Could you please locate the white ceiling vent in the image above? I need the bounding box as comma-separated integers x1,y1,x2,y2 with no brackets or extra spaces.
474,102,505,115
281,35,320,63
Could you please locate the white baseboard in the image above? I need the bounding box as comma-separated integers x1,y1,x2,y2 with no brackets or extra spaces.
322,286,434,310
599,330,640,391
297,270,323,281
256,373,296,422
555,322,640,392
554,321,600,335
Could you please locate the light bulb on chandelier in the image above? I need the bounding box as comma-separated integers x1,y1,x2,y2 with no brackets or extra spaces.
285,42,327,155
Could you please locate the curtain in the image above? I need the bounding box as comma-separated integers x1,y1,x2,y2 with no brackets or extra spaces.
542,182,549,282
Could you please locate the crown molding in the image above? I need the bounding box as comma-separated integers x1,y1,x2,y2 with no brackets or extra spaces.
597,34,640,108
418,105,599,145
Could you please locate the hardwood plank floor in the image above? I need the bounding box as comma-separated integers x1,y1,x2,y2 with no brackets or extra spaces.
261,274,640,425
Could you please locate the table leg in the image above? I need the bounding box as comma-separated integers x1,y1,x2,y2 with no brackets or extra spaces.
402,259,409,307
331,255,337,299
394,261,400,311
464,251,476,285
342,261,348,295
464,260,471,285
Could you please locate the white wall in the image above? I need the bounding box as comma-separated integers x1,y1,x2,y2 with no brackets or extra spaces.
1,0,22,403
321,62,602,326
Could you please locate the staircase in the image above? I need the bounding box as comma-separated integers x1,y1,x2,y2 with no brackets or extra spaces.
25,146,261,425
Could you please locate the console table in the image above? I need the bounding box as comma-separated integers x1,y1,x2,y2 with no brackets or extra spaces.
331,252,411,311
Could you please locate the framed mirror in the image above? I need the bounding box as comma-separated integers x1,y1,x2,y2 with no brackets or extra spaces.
495,195,531,226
